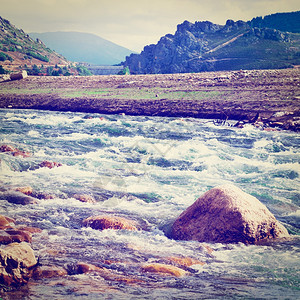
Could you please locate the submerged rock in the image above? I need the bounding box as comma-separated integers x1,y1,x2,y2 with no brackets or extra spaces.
167,256,205,267
73,194,96,204
82,215,139,231
15,186,33,195
38,161,62,169
0,215,15,229
0,228,32,244
0,242,37,286
0,214,40,244
32,265,68,279
1,191,38,205
141,263,188,277
171,184,289,244
0,144,30,158
74,262,143,284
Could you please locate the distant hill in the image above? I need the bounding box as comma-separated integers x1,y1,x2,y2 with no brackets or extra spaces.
30,31,135,65
249,11,300,33
124,12,300,74
0,16,69,73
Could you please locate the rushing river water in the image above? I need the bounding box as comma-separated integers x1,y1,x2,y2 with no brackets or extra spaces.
0,108,299,299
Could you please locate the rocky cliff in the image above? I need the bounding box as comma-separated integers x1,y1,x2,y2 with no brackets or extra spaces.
123,19,300,74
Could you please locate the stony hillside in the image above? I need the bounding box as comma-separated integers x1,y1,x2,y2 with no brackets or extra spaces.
0,16,71,74
124,17,300,74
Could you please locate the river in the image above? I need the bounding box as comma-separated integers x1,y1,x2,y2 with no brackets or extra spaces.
0,108,299,299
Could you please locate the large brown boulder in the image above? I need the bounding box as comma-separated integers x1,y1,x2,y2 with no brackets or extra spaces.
171,184,289,244
0,242,37,286
82,215,139,231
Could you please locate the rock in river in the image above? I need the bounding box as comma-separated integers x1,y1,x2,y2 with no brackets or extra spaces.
82,215,139,231
0,242,37,286
0,191,38,205
171,184,289,244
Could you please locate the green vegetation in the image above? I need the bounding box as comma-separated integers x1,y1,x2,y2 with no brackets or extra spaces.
118,66,130,75
23,64,85,76
0,85,223,102
0,51,13,61
76,65,92,76
0,65,8,74
26,50,49,62
249,11,300,33
61,88,223,101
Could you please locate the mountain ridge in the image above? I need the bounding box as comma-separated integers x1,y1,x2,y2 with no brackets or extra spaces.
29,31,135,65
123,11,300,74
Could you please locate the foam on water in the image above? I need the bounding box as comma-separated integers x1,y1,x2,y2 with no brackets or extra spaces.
0,109,299,299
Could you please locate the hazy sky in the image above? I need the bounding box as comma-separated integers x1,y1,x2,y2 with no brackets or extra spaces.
1,0,299,52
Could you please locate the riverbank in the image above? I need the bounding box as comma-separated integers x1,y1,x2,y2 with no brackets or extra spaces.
0,68,299,131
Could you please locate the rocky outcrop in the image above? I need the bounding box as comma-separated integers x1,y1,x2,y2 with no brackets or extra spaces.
171,184,289,244
123,19,295,74
0,242,37,286
82,215,139,231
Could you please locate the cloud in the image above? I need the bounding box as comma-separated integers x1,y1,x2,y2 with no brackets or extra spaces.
1,0,299,51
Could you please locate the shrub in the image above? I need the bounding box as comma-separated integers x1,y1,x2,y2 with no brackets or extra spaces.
0,65,8,74
118,66,130,75
0,52,13,61
76,65,92,76
26,51,49,62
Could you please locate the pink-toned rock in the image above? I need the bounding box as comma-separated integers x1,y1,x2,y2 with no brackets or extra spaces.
0,215,15,229
39,161,62,169
31,191,55,200
75,262,144,284
167,256,205,267
82,215,139,231
0,144,17,152
171,184,289,244
76,262,102,274
141,263,187,277
32,265,68,279
0,229,32,244
16,226,42,234
73,194,96,204
0,144,30,158
0,242,37,286
4,242,37,268
2,191,38,205
15,186,33,195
